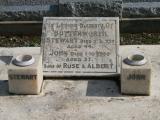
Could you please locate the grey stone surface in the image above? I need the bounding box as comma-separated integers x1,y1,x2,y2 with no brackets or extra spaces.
0,45,160,120
42,17,120,77
59,0,122,17
123,0,160,2
1,0,160,20
0,0,58,5
123,1,160,18
0,0,58,21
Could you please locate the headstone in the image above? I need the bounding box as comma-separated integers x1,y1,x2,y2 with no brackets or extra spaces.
121,53,151,95
59,0,122,17
42,17,119,77
0,0,58,21
123,0,160,18
8,54,43,95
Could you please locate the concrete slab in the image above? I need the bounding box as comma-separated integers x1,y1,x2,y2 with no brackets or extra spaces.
0,45,160,120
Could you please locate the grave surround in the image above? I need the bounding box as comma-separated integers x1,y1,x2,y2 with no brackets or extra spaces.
0,46,159,120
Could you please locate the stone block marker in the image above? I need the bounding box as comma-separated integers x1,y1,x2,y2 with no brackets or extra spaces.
0,0,58,21
8,54,43,95
121,53,151,95
123,0,160,18
59,0,122,17
42,17,120,77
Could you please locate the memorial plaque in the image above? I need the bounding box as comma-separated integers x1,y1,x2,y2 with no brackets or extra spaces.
42,17,119,76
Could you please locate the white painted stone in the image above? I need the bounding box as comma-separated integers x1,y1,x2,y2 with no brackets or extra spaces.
8,54,43,95
121,53,151,95
42,17,120,77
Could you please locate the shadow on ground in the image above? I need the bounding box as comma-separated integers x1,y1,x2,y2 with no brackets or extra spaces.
0,56,13,65
86,79,123,97
0,80,10,96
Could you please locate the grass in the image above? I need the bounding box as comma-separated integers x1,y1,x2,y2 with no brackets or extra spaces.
0,35,40,47
121,33,160,45
0,33,160,47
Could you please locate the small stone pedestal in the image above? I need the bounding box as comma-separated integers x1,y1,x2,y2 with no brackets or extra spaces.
8,54,43,95
121,53,151,95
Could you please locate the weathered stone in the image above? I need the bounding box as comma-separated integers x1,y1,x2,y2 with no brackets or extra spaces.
59,0,122,17
0,0,58,21
121,53,151,95
0,0,58,5
123,0,160,2
8,54,43,95
42,17,120,77
123,1,160,18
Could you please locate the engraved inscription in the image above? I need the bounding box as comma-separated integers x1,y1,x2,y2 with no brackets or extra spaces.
127,74,146,80
9,74,37,80
42,17,119,76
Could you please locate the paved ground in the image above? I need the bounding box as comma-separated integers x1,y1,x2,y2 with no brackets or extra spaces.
0,45,160,120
